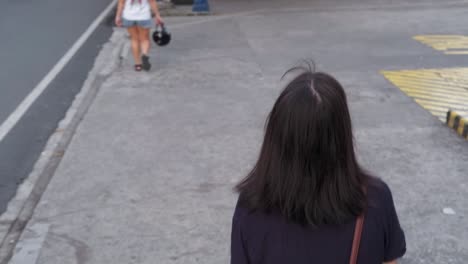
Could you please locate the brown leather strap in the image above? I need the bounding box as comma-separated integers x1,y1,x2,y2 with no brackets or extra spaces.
349,215,365,264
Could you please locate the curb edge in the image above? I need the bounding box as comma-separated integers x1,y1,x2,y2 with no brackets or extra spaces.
446,110,468,140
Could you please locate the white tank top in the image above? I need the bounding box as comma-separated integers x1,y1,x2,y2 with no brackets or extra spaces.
123,0,151,21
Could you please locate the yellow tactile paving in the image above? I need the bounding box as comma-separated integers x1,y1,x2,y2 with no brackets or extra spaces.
414,35,468,55
381,68,468,122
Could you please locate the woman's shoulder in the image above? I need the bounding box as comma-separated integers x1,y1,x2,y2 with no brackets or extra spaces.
232,197,262,238
366,176,398,212
233,196,264,221
233,195,279,230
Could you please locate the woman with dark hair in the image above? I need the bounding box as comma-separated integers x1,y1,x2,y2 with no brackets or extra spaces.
231,67,406,264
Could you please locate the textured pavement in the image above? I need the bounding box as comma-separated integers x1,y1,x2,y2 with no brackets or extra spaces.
9,1,468,263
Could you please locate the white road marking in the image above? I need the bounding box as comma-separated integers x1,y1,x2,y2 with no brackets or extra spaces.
0,0,117,143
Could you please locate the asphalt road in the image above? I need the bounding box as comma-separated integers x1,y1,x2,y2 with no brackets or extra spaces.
0,0,115,213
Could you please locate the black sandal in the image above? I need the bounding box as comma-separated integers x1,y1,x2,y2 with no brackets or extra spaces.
134,64,142,72
141,55,151,71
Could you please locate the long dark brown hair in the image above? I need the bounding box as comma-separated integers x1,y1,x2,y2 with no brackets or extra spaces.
236,65,370,226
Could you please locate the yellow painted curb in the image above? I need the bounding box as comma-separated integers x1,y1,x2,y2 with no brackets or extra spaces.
446,110,468,140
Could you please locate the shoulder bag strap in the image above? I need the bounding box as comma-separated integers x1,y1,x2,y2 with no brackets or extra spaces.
350,184,368,264
349,214,365,264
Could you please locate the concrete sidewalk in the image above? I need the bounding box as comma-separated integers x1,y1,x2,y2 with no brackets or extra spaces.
8,1,468,263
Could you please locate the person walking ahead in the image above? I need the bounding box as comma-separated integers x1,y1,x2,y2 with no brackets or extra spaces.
231,67,406,264
115,0,163,71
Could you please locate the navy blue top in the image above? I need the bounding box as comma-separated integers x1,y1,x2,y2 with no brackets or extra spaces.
231,179,406,264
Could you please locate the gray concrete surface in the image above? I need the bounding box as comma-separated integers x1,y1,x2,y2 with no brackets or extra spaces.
9,1,468,263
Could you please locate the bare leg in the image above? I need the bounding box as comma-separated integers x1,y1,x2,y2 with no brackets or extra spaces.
138,27,151,55
127,26,142,65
